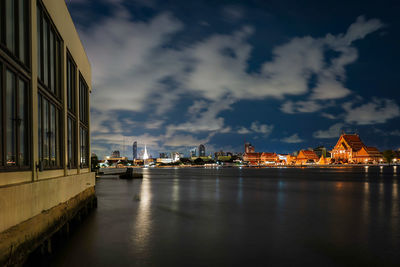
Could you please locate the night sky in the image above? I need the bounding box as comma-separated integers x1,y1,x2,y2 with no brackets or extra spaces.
66,0,400,159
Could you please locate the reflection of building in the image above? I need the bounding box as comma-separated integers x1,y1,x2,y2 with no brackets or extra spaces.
198,144,206,157
0,0,95,263
132,141,137,160
331,134,382,163
111,150,120,158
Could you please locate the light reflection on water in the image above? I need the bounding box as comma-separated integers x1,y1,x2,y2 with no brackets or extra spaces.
132,176,152,254
46,167,400,266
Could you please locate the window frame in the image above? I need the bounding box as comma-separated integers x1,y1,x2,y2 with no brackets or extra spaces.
36,0,62,100
79,73,89,168
0,0,31,70
66,51,77,169
36,0,64,170
0,58,31,171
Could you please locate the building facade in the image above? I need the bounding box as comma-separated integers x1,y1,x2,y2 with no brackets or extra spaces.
0,0,95,264
132,141,137,160
198,144,206,157
295,150,319,165
331,134,383,164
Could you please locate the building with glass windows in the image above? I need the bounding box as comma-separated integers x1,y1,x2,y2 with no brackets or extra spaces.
0,0,95,264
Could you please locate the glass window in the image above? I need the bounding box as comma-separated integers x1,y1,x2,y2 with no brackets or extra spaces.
79,76,88,124
79,76,89,168
1,67,29,168
67,117,76,168
1,0,28,66
80,127,88,168
37,3,62,98
43,19,48,86
5,0,15,53
18,79,27,165
36,2,64,170
37,7,42,79
18,0,27,64
67,55,76,112
6,70,16,166
38,94,62,169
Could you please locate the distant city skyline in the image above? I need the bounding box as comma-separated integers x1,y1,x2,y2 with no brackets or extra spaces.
66,0,400,159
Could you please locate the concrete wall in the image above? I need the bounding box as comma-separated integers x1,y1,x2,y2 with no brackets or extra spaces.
0,172,95,233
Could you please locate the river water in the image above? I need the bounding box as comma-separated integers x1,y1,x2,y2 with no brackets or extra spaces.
44,167,400,266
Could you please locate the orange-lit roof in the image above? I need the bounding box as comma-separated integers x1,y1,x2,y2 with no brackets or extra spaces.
341,134,365,151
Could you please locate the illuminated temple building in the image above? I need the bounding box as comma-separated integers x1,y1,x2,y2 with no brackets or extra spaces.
294,150,319,165
243,143,278,165
331,134,383,164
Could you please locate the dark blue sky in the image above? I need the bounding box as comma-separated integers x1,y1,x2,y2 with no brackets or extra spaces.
66,0,400,159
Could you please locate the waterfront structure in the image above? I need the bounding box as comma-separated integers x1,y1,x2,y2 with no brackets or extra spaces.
331,134,383,163
0,0,95,264
295,150,319,165
111,150,120,158
132,141,137,160
199,144,206,157
313,146,331,158
243,152,278,165
245,142,255,153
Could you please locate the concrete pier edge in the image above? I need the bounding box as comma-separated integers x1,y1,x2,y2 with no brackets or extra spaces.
0,187,97,266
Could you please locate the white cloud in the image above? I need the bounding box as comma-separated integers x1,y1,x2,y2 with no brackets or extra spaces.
313,123,344,139
281,100,324,114
250,122,274,136
237,127,251,134
78,11,384,155
222,5,244,22
343,98,400,125
281,133,304,143
164,134,213,147
321,112,336,119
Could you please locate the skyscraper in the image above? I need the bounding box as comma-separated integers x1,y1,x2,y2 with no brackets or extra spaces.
199,144,206,157
132,141,137,160
190,148,197,157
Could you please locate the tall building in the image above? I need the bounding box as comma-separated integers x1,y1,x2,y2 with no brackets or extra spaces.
0,1,95,264
198,144,206,157
143,145,149,160
190,147,197,157
132,141,137,160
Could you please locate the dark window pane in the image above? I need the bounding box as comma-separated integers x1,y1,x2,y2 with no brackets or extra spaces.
6,70,16,166
18,0,26,64
43,98,48,166
5,0,15,52
50,103,56,166
43,18,48,86
0,64,2,165
50,30,55,92
18,79,27,166
37,7,42,79
56,108,60,166
38,95,42,162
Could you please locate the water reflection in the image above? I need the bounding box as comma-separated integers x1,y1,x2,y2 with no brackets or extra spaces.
132,176,152,253
237,177,243,204
215,177,220,201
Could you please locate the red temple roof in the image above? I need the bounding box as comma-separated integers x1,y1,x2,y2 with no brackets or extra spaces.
341,134,365,151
